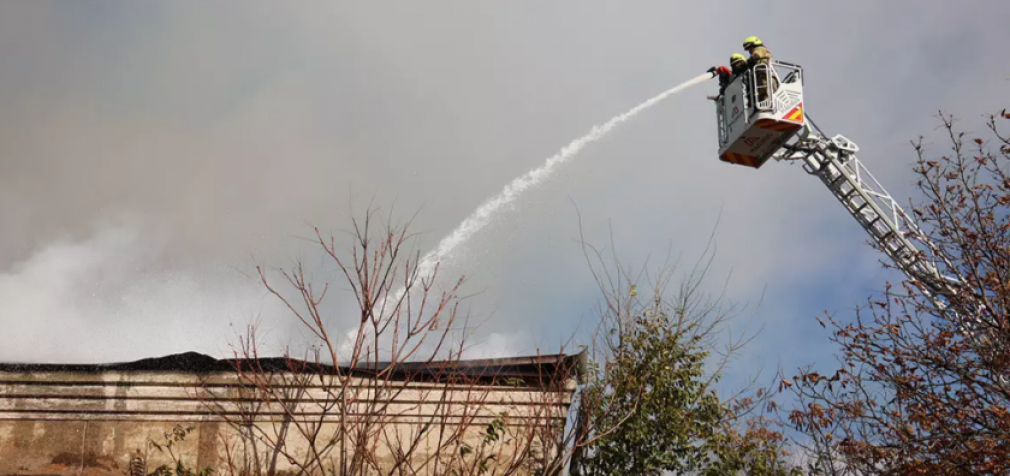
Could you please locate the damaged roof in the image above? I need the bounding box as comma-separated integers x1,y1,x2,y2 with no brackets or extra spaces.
0,350,587,386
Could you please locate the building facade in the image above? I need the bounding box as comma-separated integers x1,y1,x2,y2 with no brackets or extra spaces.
0,352,583,476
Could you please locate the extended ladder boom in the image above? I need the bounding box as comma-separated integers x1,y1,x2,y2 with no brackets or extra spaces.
774,123,955,301
775,122,1010,380
709,58,1000,377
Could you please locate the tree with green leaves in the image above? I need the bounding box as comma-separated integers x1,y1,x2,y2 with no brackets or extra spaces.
569,224,800,476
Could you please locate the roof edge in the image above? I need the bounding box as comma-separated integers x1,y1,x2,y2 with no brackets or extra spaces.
0,351,584,386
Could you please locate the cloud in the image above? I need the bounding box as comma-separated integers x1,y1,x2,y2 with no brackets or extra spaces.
0,1,1007,375
0,216,289,363
462,332,526,360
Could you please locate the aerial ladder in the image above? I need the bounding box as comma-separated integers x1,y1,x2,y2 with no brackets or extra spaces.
710,60,997,366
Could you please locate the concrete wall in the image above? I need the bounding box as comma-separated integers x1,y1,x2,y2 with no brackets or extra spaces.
0,367,576,476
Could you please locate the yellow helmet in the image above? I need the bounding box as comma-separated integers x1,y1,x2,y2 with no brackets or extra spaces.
730,53,746,64
743,36,763,49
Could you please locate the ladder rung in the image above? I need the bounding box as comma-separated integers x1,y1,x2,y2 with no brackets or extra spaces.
868,223,890,239
829,174,847,190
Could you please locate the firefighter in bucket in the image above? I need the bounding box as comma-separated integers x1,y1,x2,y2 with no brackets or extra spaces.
743,36,778,103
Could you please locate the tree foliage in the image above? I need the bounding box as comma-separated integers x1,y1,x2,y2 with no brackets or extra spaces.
571,227,799,476
789,110,1010,475
579,300,724,474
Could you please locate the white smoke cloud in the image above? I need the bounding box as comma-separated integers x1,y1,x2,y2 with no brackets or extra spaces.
462,331,526,360
0,213,501,366
0,216,290,364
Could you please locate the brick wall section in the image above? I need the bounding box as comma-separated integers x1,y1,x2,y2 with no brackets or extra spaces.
0,352,583,476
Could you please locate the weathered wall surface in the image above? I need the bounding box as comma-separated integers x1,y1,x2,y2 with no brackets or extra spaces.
0,370,224,475
0,357,578,476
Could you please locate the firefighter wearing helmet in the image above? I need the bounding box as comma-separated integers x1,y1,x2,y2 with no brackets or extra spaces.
743,36,777,103
730,53,748,79
709,53,750,94
729,53,750,95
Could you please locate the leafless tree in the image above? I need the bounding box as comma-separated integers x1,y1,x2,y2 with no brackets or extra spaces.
788,110,1010,475
197,208,583,476
193,202,798,476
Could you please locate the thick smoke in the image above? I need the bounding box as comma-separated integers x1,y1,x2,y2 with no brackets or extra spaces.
0,217,288,363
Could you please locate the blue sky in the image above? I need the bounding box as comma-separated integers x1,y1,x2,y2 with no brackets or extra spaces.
0,1,1007,406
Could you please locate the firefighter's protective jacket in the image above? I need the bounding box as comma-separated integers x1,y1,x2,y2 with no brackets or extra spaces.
747,46,772,67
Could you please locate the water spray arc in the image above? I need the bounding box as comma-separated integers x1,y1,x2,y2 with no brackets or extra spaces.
405,72,716,294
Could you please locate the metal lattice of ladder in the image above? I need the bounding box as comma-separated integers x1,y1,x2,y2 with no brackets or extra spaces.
778,130,947,297
775,121,1008,383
